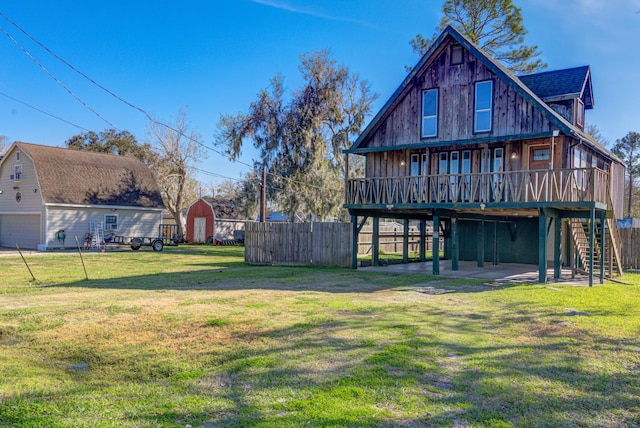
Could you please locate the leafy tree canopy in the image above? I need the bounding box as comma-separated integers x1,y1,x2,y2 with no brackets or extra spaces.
217,50,377,220
410,0,546,74
65,128,155,164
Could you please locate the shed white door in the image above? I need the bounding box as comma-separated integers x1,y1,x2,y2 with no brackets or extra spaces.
0,214,41,249
193,217,207,243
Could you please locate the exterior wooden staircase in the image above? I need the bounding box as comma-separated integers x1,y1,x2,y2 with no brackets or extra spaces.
568,213,623,279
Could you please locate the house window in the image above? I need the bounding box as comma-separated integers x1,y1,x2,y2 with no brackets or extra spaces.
532,149,550,161
474,80,493,133
576,99,585,127
105,214,118,231
16,151,20,161
13,165,22,181
492,148,504,173
573,148,588,188
451,44,463,65
410,154,420,176
439,152,448,174
421,88,438,138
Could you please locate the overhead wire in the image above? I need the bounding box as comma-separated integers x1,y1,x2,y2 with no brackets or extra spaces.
0,11,331,193
0,22,116,128
0,89,89,131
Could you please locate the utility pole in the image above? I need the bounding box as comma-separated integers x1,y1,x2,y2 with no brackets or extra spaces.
260,165,267,222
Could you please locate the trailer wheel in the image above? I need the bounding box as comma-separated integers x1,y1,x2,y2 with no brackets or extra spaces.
152,240,164,252
131,238,142,251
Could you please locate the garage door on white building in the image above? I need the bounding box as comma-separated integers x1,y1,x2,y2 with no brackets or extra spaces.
0,214,41,249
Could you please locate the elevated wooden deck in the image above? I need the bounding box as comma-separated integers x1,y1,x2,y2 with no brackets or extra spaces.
346,168,609,215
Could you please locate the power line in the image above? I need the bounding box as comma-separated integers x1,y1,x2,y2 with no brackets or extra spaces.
0,23,116,128
0,89,89,131
0,12,332,193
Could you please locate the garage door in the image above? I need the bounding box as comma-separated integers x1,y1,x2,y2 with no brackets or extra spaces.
0,215,41,249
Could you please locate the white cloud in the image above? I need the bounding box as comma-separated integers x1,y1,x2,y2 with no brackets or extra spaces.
250,0,380,30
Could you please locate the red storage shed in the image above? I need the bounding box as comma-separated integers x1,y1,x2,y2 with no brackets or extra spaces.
186,198,215,243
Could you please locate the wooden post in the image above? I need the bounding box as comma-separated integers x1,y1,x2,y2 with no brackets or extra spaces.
372,217,380,267
344,153,349,204
433,213,440,275
260,165,267,223
419,219,426,262
351,215,358,269
493,221,498,266
599,211,605,284
451,217,458,271
588,207,595,287
554,217,561,280
538,209,548,283
477,218,485,267
403,219,409,264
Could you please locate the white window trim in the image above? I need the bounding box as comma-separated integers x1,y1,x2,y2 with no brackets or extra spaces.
474,80,493,133
13,164,22,181
421,88,438,138
104,214,119,231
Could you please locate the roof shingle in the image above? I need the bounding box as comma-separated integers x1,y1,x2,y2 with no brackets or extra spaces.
17,142,164,209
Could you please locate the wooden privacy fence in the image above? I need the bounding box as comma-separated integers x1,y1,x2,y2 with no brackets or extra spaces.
245,222,352,268
358,226,442,255
619,228,640,270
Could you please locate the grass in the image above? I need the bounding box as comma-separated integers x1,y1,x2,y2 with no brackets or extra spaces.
0,246,639,427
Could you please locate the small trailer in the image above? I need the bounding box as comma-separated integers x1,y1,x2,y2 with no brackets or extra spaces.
104,225,184,252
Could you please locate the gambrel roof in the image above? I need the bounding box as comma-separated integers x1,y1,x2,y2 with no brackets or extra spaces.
347,26,618,163
519,66,594,109
11,142,164,208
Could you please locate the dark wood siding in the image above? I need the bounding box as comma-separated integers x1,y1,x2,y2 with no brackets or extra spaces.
362,37,554,150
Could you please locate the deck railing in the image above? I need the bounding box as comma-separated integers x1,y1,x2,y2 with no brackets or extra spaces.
346,168,609,207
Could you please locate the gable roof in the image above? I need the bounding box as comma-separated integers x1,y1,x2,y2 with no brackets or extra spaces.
199,196,245,219
519,66,593,109
11,142,164,208
347,26,618,163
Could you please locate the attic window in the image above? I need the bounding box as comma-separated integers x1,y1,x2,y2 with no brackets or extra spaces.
576,99,585,127
474,80,493,133
16,151,20,161
421,88,438,138
451,45,463,65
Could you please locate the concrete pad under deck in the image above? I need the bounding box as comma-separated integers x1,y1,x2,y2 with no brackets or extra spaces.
361,260,592,286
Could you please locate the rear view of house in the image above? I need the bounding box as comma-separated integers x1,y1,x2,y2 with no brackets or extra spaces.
0,142,165,249
344,26,625,285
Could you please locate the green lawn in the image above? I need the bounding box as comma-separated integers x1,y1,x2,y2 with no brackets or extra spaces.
1,246,639,427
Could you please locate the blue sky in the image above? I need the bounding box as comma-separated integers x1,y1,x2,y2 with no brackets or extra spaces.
1,0,639,188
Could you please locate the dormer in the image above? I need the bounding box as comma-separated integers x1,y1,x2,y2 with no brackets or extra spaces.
519,66,593,130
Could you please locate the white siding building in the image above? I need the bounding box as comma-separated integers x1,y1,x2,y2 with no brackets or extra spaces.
0,142,164,249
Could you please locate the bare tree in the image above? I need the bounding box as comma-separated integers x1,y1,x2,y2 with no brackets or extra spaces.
0,136,9,157
147,108,206,238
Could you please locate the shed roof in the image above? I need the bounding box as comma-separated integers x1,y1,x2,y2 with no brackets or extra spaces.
200,196,244,219
13,142,164,208
519,66,594,108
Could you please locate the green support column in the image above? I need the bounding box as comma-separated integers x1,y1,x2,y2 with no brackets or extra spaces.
538,209,548,283
373,217,380,267
599,211,605,284
419,220,426,262
493,221,498,266
351,215,358,269
554,217,562,280
451,217,459,271
477,218,485,267
588,207,595,287
403,219,409,264
433,214,440,275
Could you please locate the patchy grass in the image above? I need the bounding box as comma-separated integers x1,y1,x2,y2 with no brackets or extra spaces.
0,246,639,427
